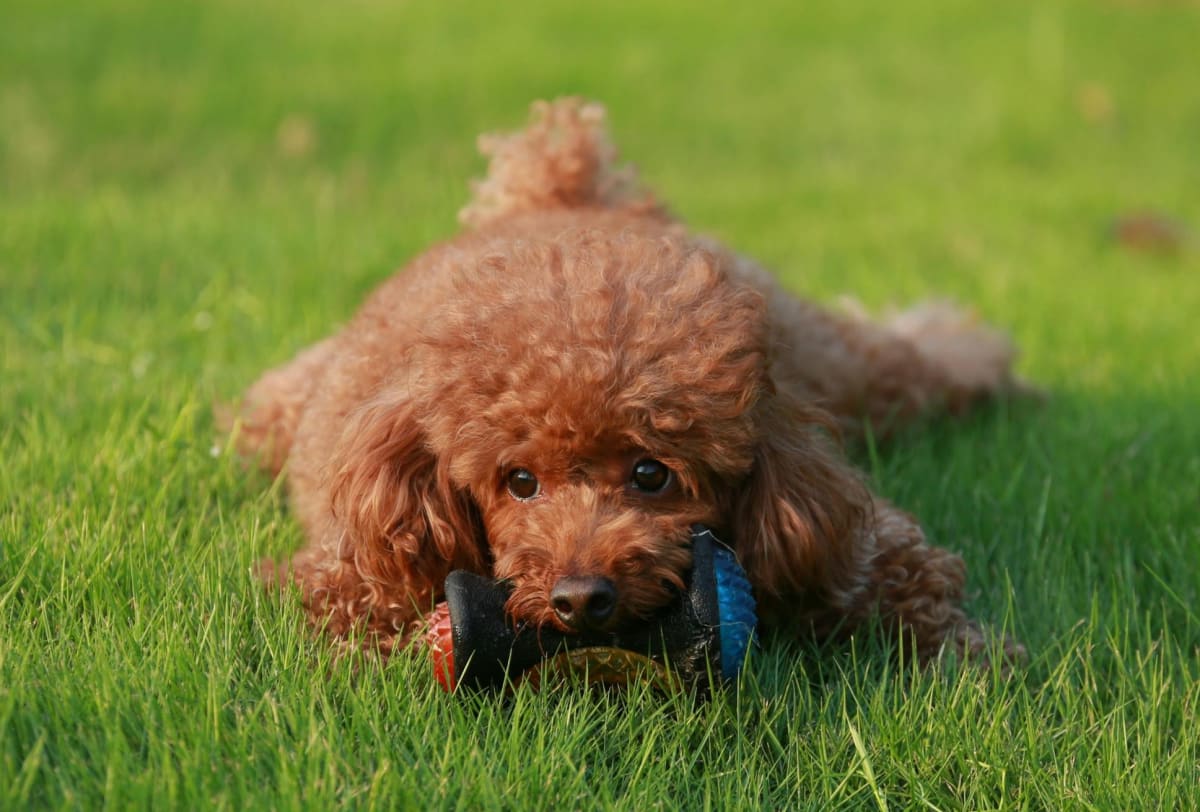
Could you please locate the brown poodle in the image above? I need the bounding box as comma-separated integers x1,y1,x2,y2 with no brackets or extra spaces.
236,99,1025,664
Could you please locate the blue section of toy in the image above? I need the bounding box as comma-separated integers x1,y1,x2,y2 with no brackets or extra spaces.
712,542,757,679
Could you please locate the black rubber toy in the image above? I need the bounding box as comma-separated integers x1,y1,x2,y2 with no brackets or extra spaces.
423,526,757,692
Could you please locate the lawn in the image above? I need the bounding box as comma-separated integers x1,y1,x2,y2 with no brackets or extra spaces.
3,0,1198,807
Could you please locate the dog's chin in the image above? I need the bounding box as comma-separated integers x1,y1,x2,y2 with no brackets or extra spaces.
546,612,618,635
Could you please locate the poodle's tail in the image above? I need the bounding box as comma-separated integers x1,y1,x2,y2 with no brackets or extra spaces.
458,98,664,229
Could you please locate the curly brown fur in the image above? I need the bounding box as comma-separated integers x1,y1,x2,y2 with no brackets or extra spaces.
234,98,1025,665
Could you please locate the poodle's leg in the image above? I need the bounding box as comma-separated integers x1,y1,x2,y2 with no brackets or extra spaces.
232,338,337,474
723,251,1025,438
285,532,430,657
783,298,1024,438
838,499,1023,664
845,300,1024,425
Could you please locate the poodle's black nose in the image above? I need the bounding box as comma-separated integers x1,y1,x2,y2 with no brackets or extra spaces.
551,576,617,631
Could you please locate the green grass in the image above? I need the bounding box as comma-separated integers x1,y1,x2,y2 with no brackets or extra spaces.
3,0,1199,807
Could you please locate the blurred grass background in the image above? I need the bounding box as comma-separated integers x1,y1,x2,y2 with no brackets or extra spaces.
2,0,1198,808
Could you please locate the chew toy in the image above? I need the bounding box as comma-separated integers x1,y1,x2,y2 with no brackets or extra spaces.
420,526,756,692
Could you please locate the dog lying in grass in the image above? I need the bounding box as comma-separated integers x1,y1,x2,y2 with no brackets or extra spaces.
235,98,1026,666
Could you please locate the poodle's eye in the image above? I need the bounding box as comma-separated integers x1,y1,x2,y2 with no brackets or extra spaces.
506,468,540,500
630,459,671,493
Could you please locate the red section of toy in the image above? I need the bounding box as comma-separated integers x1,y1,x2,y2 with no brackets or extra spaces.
421,601,457,691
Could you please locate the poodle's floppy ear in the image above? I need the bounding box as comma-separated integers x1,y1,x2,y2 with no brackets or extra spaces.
729,393,870,607
327,389,485,592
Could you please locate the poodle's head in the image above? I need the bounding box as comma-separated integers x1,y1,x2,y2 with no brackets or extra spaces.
330,230,865,632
